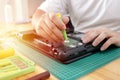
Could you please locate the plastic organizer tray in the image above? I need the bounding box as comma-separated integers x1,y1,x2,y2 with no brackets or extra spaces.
0,55,35,80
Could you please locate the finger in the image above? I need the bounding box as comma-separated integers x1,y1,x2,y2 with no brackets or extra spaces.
49,13,66,30
44,14,64,41
36,26,53,42
41,19,62,43
82,30,99,43
92,32,109,46
35,20,45,38
62,16,69,25
36,18,56,43
100,37,114,51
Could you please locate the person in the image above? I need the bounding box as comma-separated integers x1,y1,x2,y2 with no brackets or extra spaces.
32,0,120,51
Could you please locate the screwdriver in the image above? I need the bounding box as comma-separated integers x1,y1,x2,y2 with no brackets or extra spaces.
56,13,68,40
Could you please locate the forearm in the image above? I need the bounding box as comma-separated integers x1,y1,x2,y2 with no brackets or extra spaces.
32,9,45,27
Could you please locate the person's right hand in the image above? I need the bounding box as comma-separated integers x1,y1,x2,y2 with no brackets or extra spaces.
35,13,69,44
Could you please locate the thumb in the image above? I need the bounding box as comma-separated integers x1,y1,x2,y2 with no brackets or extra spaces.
62,16,69,25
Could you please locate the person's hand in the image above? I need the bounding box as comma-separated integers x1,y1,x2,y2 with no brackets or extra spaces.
35,12,69,44
82,27,120,51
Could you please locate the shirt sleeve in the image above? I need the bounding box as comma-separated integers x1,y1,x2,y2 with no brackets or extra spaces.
38,0,68,15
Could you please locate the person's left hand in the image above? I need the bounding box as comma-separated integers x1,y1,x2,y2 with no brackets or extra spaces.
82,27,120,51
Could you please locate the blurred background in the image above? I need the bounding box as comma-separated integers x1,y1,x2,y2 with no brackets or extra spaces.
0,0,44,23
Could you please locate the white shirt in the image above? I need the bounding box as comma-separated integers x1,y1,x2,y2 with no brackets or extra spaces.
39,0,120,32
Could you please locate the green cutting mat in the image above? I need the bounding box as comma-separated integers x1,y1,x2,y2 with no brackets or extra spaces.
10,39,120,80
